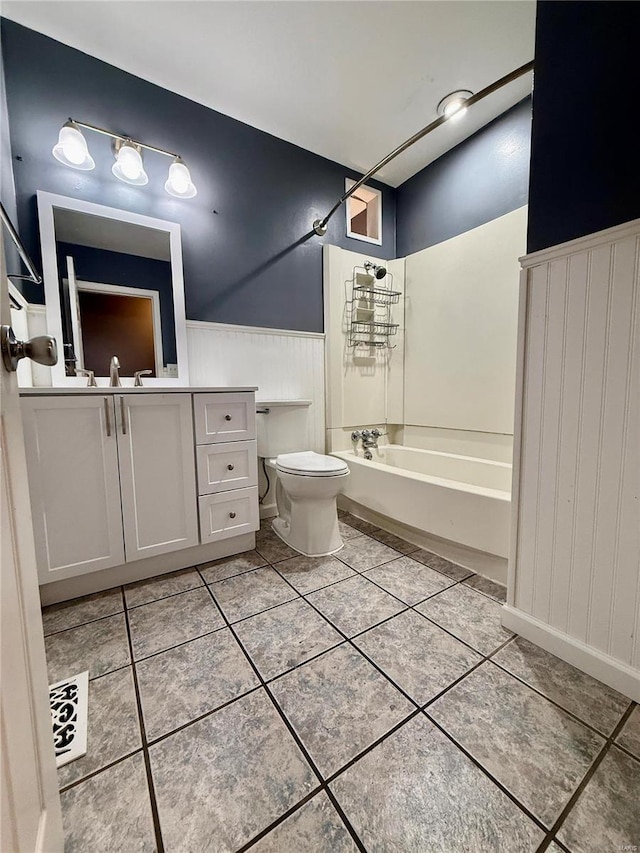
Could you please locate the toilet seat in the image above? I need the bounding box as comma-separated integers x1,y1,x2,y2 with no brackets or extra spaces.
276,451,349,477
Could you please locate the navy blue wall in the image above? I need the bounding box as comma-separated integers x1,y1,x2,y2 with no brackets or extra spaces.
396,98,531,258
0,19,395,332
527,1,640,253
56,243,177,364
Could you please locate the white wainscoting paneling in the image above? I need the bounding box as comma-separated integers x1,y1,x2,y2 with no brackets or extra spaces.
187,321,325,452
508,217,640,700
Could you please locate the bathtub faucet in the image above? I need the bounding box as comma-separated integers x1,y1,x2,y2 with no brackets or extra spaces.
351,428,382,460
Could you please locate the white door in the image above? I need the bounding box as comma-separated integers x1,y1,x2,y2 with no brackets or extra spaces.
1,253,64,850
65,254,84,369
21,395,125,583
116,393,198,561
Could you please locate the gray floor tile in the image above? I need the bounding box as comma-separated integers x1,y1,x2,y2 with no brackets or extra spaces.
199,549,268,584
307,575,405,637
363,555,454,605
336,534,399,571
369,528,420,554
493,636,631,735
255,527,298,562
235,598,343,680
463,573,507,602
416,583,513,654
276,554,357,594
250,791,358,853
331,715,543,853
61,752,155,853
45,612,130,683
412,549,475,580
557,746,640,853
616,705,640,758
429,662,605,826
211,566,298,622
124,567,203,609
270,644,414,777
353,610,481,704
338,519,363,541
128,587,223,661
340,514,379,535
137,629,259,740
150,690,316,851
58,667,141,788
42,588,123,636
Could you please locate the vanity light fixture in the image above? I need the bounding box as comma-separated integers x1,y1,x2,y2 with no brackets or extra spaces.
437,90,474,121
51,118,197,198
112,140,148,186
51,121,95,171
164,157,197,198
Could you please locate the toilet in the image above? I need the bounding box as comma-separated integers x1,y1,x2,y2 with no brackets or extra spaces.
257,401,350,557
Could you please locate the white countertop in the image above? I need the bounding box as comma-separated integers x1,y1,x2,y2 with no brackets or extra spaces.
19,386,258,395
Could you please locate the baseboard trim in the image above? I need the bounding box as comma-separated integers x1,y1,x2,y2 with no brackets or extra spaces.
39,533,256,605
501,605,640,701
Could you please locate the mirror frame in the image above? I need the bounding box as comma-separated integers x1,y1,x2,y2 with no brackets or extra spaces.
37,190,190,386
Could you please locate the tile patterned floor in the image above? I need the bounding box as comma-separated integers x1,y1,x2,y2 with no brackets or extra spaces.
42,513,638,853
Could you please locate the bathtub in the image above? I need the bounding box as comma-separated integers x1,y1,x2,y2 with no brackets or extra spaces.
332,445,512,558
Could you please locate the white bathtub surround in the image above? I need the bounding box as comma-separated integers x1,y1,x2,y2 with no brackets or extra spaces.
333,445,510,569
399,425,513,464
323,245,405,432
404,206,526,438
506,217,640,701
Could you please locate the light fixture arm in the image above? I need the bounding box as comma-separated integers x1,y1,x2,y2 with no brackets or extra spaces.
312,59,534,236
69,118,180,160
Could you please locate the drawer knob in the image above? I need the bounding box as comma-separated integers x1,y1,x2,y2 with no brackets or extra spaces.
229,511,236,519
225,414,232,421
227,464,235,471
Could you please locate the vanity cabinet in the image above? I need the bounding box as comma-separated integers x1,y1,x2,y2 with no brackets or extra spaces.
22,393,198,584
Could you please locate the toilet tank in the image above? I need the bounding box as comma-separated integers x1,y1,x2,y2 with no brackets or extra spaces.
256,400,312,457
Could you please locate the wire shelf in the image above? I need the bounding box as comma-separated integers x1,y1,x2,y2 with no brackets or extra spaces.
350,320,399,336
353,284,401,305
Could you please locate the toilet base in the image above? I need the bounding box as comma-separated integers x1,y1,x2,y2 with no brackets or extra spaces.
271,514,344,558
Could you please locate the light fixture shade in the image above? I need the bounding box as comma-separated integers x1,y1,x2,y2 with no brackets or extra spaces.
112,142,148,186
437,90,473,121
52,122,95,170
164,158,197,198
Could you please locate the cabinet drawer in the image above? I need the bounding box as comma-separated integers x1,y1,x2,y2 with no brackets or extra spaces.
196,440,258,495
199,487,259,543
194,393,256,444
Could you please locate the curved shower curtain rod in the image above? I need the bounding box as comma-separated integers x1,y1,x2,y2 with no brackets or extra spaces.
312,59,535,237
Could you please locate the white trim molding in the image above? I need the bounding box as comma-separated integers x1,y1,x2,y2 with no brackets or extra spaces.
186,319,324,340
509,216,640,700
502,605,640,701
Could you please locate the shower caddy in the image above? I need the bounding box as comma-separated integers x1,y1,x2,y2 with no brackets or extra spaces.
347,264,400,348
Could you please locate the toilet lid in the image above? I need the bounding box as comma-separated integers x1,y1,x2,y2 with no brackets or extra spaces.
276,451,349,477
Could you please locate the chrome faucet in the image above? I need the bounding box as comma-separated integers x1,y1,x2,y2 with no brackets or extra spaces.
109,356,121,387
351,428,382,460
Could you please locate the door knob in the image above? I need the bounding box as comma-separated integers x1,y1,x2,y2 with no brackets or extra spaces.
1,325,58,372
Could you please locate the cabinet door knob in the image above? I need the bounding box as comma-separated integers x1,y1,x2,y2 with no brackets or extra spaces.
225,414,232,421
227,464,235,471
229,511,236,519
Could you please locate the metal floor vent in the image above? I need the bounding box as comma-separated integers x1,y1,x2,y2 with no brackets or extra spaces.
49,671,89,768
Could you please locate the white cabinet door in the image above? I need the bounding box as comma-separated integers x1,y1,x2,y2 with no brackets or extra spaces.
21,395,125,583
117,394,198,560
194,393,256,444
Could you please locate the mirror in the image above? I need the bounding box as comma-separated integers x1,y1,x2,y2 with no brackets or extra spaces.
37,192,189,386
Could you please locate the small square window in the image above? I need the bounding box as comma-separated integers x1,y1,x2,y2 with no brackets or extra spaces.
345,179,382,245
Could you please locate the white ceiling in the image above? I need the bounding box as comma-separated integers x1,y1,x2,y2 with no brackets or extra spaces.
54,208,170,260
3,1,536,187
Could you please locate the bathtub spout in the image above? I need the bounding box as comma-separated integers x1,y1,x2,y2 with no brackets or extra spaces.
364,449,373,460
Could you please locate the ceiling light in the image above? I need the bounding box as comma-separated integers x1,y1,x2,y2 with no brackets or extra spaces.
164,158,197,198
52,121,95,171
112,141,148,186
437,90,474,122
